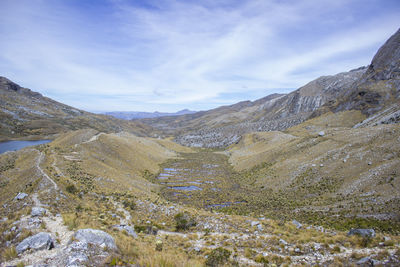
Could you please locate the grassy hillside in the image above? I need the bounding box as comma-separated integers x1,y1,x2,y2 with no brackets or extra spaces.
0,77,153,141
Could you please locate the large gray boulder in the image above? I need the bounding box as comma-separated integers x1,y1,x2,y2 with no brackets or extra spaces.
31,207,47,217
73,229,117,250
348,228,376,238
16,232,55,254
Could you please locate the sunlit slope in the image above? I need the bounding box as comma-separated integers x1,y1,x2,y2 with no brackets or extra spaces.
227,110,400,219
49,130,193,196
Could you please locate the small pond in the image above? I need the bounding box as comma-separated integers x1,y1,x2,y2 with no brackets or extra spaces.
0,140,52,154
168,185,203,191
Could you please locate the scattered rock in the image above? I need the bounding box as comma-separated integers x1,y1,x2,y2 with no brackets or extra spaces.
357,256,379,266
348,228,376,238
73,229,117,250
251,221,260,227
66,252,89,267
113,224,138,238
318,131,325,137
368,161,372,165
14,192,28,200
31,207,47,217
292,219,302,229
16,232,55,254
279,239,288,245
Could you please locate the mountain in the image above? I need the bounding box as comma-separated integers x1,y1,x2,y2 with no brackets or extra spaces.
141,29,400,148
0,77,153,141
104,109,197,120
142,67,366,147
325,28,400,122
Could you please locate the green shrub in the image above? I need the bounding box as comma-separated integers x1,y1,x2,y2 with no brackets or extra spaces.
66,184,78,194
205,247,231,267
174,212,196,231
122,200,136,210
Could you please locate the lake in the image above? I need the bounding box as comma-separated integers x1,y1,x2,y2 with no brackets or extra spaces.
0,140,52,154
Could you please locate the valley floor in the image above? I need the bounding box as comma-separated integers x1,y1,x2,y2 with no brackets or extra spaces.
0,125,400,266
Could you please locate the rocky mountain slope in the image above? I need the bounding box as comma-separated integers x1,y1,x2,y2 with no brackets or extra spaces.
142,29,400,148
319,28,400,124
143,67,366,147
104,109,197,120
0,77,152,141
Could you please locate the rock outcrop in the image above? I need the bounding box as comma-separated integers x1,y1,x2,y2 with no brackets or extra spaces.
73,229,117,250
16,232,55,254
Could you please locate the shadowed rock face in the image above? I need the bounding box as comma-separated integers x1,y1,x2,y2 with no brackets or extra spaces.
332,28,400,116
366,28,400,81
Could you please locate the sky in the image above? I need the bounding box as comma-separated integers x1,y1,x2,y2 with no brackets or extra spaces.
0,0,399,112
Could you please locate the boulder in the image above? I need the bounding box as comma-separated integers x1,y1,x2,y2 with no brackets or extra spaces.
31,207,47,217
14,192,28,200
357,256,378,266
113,224,138,238
318,131,325,137
251,221,260,227
66,252,89,267
348,228,376,238
292,219,302,229
16,232,54,254
73,229,117,250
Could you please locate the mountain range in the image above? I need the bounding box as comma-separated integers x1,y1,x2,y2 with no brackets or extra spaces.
104,109,197,120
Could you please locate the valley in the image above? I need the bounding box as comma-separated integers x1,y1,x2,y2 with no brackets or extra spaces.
0,26,400,267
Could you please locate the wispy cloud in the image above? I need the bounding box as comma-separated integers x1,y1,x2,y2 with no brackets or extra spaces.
0,0,399,112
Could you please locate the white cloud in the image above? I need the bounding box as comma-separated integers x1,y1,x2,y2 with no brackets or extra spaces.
0,0,399,112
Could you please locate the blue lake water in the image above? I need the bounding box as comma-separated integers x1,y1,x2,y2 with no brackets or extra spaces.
168,185,202,191
0,140,52,154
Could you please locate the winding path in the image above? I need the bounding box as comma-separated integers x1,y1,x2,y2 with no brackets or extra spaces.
35,150,58,191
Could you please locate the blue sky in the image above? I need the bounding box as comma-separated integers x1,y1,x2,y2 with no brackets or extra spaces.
0,0,399,112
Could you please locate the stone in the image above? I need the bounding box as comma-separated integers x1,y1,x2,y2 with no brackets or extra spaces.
31,207,46,217
113,224,138,238
73,229,117,250
15,192,28,200
279,239,288,245
251,221,260,227
66,252,89,267
348,228,376,238
314,243,321,251
16,232,55,254
318,131,325,137
357,257,376,266
292,219,302,229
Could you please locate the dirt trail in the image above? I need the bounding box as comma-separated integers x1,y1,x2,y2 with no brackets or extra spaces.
2,194,73,267
35,150,58,191
111,198,132,225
